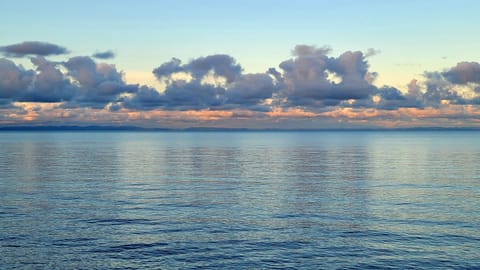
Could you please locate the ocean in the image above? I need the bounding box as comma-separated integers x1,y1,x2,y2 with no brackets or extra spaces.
1,131,479,269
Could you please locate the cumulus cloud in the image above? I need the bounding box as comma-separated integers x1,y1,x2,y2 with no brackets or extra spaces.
279,46,376,107
443,62,480,84
116,86,165,111
62,56,138,108
0,41,69,57
407,79,421,97
92,50,115,59
373,86,423,110
0,55,138,108
121,54,279,111
153,54,242,83
226,73,279,105
3,43,480,128
151,57,183,79
162,81,225,110
0,58,34,99
187,54,242,83
20,57,74,102
423,71,467,107
2,44,411,114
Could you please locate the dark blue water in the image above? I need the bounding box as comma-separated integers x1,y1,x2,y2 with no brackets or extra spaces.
1,131,479,269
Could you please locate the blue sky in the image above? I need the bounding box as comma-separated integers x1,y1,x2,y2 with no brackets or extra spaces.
3,0,478,84
1,0,480,128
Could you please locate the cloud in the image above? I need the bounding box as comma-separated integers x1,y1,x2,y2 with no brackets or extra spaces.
442,62,480,84
151,57,183,79
62,56,138,108
20,57,74,102
129,47,393,112
153,54,242,83
115,86,165,111
226,73,279,105
0,41,69,57
373,86,423,110
407,79,421,96
364,48,380,58
121,74,278,112
121,54,279,111
0,58,34,99
0,55,138,108
163,81,225,110
279,46,376,107
187,54,242,83
292,44,332,56
92,50,115,59
3,43,480,128
2,44,400,114
423,71,466,107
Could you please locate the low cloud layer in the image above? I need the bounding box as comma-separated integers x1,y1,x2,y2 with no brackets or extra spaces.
0,41,69,57
2,42,480,128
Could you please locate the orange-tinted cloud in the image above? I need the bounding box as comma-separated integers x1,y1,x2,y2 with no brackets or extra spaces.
267,108,318,118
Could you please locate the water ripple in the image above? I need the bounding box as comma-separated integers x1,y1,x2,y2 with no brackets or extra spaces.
1,131,480,269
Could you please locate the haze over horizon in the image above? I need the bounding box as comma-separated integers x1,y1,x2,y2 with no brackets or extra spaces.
1,0,480,129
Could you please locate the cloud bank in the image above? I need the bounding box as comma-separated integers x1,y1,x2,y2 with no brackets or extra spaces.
2,41,480,128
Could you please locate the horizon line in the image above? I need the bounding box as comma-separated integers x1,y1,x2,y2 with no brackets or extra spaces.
1,125,480,132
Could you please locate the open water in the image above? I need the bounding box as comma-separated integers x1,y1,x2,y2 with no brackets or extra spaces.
1,131,479,269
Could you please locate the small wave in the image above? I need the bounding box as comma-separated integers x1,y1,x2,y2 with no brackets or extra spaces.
91,242,169,253
84,218,153,225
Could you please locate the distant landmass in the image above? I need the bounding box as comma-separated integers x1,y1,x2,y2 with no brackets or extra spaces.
0,125,480,131
0,125,166,131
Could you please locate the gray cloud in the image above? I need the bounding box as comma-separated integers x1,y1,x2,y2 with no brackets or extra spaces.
3,44,480,118
117,86,166,111
19,57,74,102
423,71,465,107
65,56,106,88
162,81,225,110
292,44,331,56
62,56,138,108
374,86,423,110
407,79,421,97
152,57,183,79
188,55,242,83
109,47,480,112
120,54,279,111
361,62,480,110
0,58,34,99
153,54,242,83
279,46,376,107
0,56,138,108
121,71,279,111
0,41,69,57
364,48,380,58
92,50,115,59
226,73,279,105
443,62,480,84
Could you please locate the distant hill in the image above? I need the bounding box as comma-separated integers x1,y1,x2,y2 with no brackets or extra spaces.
0,125,166,131
0,125,480,131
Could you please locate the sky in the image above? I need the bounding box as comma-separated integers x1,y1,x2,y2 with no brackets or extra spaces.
1,0,480,128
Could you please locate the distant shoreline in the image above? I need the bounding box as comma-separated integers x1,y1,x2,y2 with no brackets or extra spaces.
1,126,480,132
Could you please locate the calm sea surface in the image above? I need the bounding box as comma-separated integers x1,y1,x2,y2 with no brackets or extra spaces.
1,131,479,269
